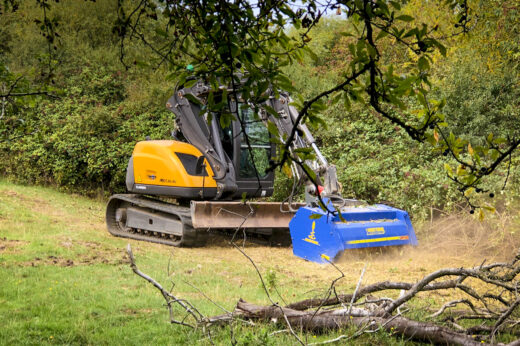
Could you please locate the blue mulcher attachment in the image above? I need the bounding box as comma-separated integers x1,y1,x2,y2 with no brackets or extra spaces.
289,203,418,263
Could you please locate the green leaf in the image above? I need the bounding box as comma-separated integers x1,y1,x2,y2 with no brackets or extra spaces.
389,1,401,10
434,40,447,57
396,15,414,22
340,32,355,37
343,93,351,110
303,46,319,62
184,79,197,88
263,105,279,117
444,163,453,176
418,56,430,71
482,205,496,213
417,92,428,108
184,93,202,105
376,30,389,40
154,28,167,37
302,163,317,181
367,44,377,58
219,112,233,128
403,28,417,38
266,121,279,137
474,153,481,165
330,92,342,106
457,165,468,176
335,206,346,222
207,91,214,107
134,60,149,68
309,214,323,220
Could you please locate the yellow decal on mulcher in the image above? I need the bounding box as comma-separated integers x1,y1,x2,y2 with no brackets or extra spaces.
303,221,319,245
366,227,385,235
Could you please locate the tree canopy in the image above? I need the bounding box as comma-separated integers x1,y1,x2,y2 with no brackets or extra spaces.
0,0,519,217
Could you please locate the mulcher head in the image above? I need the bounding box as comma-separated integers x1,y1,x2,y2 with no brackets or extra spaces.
289,203,418,263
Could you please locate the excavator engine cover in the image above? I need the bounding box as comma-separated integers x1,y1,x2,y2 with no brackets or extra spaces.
126,140,218,198
289,204,418,263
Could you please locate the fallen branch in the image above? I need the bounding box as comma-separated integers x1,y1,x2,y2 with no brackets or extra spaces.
492,298,520,340
286,279,461,310
231,300,488,345
128,244,520,345
126,244,203,328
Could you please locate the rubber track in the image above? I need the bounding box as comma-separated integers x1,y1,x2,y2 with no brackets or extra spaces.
106,194,208,247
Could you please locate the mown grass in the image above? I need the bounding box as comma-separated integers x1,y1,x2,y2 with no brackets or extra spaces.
0,180,422,345
1,179,518,345
0,181,363,345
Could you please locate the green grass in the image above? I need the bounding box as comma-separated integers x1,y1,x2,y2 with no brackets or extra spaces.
0,182,190,345
5,179,507,345
1,180,397,345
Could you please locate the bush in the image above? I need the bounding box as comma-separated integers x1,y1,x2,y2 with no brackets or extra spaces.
0,67,173,195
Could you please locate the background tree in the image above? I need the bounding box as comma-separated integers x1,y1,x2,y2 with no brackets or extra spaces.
112,0,520,215
0,0,518,218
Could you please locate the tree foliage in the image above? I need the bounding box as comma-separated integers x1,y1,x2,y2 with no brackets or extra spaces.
113,0,520,212
0,0,519,216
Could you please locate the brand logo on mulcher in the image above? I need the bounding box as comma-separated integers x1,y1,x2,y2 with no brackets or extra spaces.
366,227,385,235
303,221,319,245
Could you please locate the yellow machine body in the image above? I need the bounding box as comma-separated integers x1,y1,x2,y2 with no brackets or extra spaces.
132,140,216,188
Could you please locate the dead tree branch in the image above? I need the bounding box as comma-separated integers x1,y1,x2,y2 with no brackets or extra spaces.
126,244,203,328
128,244,520,345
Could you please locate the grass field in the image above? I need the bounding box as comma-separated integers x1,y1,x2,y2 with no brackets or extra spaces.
1,180,519,345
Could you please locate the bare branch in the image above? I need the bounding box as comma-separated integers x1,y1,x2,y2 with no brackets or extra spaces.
492,298,520,340
428,299,477,318
347,264,367,317
126,244,202,328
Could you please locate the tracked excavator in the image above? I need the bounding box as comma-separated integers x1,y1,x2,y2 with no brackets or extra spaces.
106,80,417,263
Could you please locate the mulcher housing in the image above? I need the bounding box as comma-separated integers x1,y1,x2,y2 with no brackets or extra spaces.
289,204,418,263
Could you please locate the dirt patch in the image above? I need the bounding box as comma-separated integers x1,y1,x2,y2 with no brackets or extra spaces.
0,237,29,254
2,189,71,226
2,189,50,209
76,240,107,249
19,249,129,268
28,255,76,267
2,189,104,231
165,210,520,292
122,308,154,315
36,238,131,267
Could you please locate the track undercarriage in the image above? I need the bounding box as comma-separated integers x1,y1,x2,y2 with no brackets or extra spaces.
106,194,208,247
106,194,301,247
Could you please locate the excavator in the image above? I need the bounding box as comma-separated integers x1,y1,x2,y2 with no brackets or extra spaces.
106,79,417,263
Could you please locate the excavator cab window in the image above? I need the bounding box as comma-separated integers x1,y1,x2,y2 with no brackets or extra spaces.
237,105,270,178
215,113,234,160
